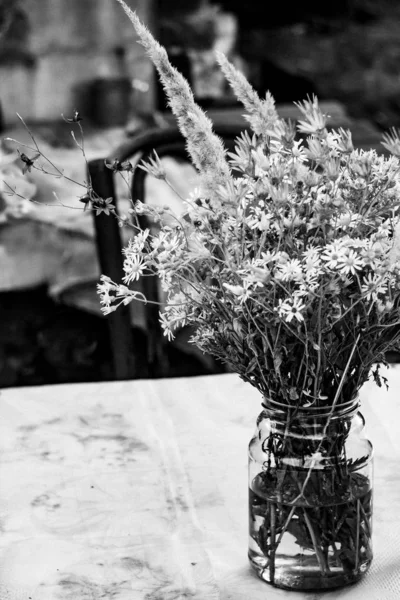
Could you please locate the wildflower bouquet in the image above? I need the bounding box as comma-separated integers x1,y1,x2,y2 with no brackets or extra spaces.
101,0,400,590
102,1,400,408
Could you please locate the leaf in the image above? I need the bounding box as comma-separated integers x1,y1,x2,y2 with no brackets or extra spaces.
286,517,314,550
273,354,282,372
246,357,258,373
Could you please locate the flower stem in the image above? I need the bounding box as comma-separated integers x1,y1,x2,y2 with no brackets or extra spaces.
302,508,329,576
275,505,296,548
359,500,371,538
269,502,276,584
354,499,360,571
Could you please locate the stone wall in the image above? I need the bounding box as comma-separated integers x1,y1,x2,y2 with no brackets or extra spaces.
0,0,154,125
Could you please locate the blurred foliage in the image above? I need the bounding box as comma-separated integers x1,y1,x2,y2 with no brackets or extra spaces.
158,3,220,51
0,0,28,40
0,0,32,65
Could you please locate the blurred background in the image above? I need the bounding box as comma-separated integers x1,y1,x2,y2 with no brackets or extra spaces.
0,0,399,387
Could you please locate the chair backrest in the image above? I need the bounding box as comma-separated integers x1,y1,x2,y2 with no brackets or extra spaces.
88,122,246,380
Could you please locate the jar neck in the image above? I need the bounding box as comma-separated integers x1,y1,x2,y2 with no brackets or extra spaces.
259,395,360,436
262,394,360,422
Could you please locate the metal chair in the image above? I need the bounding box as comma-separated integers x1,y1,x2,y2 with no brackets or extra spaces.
88,123,245,380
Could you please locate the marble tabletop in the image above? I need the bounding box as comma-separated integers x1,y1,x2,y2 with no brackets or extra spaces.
1,368,400,599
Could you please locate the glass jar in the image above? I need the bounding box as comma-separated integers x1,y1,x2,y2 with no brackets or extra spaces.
248,396,373,591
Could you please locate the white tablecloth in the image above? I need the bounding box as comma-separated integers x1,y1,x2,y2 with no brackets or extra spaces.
1,368,400,599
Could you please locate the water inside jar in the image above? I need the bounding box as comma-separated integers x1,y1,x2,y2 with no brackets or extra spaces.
248,471,373,590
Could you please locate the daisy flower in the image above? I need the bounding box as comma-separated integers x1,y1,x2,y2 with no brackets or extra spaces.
223,282,251,303
302,247,321,273
336,212,359,229
248,206,271,231
282,140,307,163
251,147,270,177
361,273,387,301
295,96,327,135
260,251,278,265
97,278,115,307
377,220,392,237
123,254,146,283
321,242,347,269
125,229,150,253
337,249,363,275
278,296,306,323
159,311,176,340
241,265,270,286
163,234,180,252
278,259,303,282
297,276,319,297
361,245,379,268
324,158,341,181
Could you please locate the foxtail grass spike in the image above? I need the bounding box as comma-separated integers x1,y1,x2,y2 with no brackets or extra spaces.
216,52,279,137
115,0,233,203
